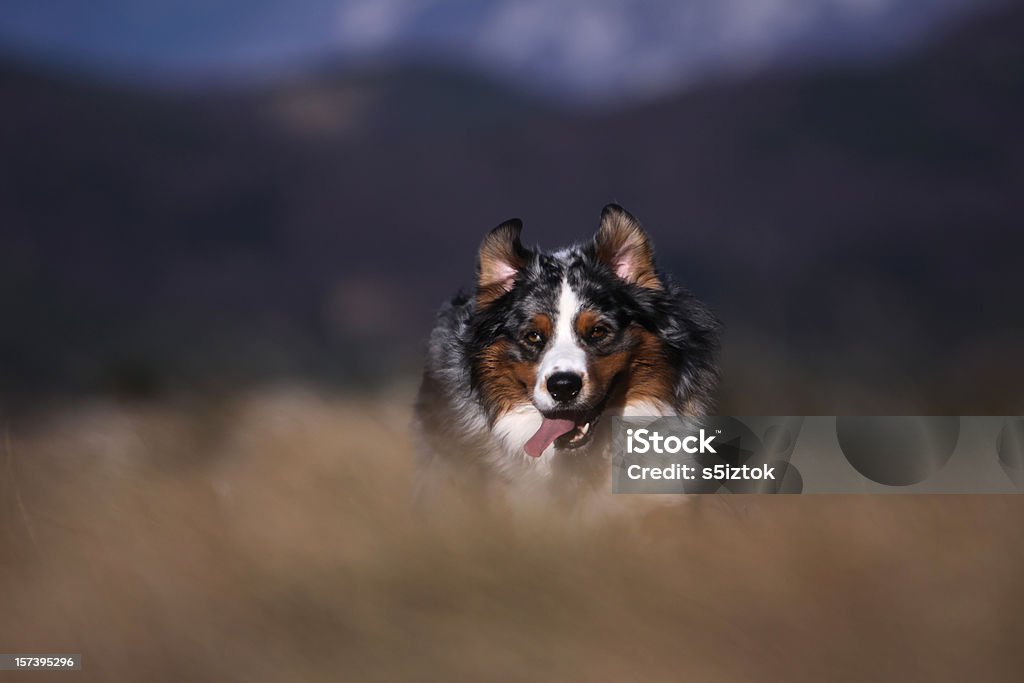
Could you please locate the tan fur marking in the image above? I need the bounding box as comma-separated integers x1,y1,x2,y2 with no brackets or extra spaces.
588,349,630,399
530,314,553,339
623,328,677,406
580,325,675,411
476,340,536,418
574,310,603,339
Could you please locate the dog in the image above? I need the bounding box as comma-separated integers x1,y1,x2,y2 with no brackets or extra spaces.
414,204,720,506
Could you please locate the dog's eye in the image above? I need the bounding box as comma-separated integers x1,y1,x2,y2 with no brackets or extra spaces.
523,330,545,346
588,325,609,341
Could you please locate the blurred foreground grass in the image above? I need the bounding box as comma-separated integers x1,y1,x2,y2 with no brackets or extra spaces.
1,387,1023,682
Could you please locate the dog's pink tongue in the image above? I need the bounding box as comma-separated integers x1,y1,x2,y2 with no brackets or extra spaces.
524,418,576,458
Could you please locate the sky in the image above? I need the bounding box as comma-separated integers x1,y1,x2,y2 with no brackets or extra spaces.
0,0,992,99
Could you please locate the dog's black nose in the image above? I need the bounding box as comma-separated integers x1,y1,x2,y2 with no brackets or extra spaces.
547,372,582,403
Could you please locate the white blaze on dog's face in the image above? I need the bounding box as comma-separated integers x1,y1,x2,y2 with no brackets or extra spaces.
472,205,686,459
532,279,587,413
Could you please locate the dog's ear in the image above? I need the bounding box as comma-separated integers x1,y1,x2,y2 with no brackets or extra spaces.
594,204,660,289
477,218,530,306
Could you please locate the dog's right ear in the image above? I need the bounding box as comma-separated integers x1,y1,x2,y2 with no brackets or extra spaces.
477,219,529,306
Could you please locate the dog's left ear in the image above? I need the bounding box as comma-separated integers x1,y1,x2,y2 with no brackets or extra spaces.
594,204,660,289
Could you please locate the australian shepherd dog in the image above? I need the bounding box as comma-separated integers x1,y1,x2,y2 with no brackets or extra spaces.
415,204,720,506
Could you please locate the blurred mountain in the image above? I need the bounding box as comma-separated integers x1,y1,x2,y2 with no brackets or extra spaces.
0,0,992,101
1,2,1022,411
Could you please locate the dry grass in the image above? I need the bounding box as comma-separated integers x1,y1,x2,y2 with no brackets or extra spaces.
1,387,1023,682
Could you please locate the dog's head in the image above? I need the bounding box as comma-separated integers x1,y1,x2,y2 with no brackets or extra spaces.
469,204,719,459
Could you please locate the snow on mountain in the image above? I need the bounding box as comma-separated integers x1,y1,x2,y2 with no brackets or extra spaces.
0,0,994,100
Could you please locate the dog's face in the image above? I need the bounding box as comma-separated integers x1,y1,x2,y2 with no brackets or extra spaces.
470,205,686,459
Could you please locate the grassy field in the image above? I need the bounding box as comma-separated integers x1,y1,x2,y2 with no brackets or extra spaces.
2,387,1023,682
